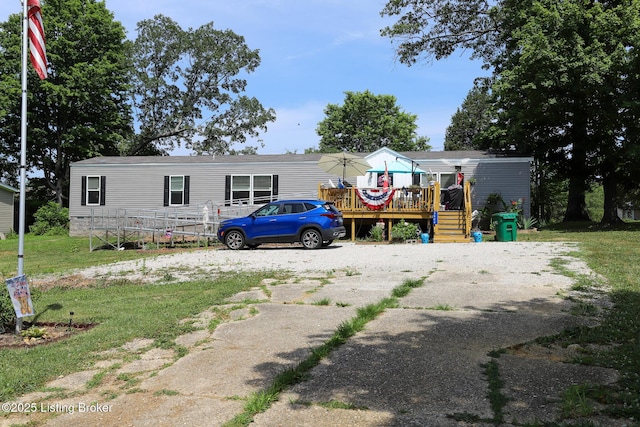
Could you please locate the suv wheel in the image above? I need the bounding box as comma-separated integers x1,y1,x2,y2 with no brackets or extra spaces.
301,229,322,249
225,230,245,250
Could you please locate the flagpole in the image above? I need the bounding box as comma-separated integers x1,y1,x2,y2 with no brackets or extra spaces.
16,0,29,333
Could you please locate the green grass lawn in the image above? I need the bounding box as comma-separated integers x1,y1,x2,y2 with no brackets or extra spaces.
0,271,276,401
1,225,639,418
520,223,640,418
0,235,194,279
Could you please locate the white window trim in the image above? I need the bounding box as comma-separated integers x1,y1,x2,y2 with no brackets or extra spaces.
230,174,274,205
169,175,185,206
86,176,101,206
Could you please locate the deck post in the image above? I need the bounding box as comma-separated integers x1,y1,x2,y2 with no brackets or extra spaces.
351,218,356,241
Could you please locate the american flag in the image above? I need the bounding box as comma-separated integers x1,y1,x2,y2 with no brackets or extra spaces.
28,0,47,79
382,160,389,192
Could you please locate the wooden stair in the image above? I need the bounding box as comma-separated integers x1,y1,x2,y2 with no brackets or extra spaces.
433,210,470,243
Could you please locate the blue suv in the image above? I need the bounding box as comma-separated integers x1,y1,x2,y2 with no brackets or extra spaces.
217,200,346,250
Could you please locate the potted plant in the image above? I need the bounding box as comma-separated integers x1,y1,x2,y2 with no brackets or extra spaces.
408,184,422,194
427,171,437,186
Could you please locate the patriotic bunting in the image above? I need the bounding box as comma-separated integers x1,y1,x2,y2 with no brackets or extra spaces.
356,188,395,210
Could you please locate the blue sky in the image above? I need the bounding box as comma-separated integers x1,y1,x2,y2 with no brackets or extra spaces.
2,0,490,154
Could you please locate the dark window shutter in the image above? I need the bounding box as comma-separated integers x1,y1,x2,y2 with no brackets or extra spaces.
183,176,190,205
163,176,170,206
272,175,279,200
100,176,106,206
224,175,231,206
81,176,87,206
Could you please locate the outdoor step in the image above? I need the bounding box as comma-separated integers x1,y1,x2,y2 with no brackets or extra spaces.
437,221,465,228
433,234,471,243
434,210,469,243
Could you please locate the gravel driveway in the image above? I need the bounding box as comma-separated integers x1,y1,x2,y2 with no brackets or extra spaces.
76,241,591,285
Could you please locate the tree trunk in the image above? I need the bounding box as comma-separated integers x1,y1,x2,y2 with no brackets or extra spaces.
601,163,623,225
563,104,591,222
563,178,590,222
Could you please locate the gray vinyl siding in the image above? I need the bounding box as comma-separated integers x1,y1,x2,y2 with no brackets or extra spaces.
411,158,532,217
69,152,532,235
466,161,531,217
69,159,338,216
0,188,15,234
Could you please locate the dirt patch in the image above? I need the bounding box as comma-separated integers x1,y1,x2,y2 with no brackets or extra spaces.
30,274,102,290
0,322,96,349
506,342,581,363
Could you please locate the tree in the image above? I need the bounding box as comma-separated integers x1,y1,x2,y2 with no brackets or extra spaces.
380,0,501,65
125,15,276,156
0,0,133,205
381,0,640,224
444,78,494,150
316,90,430,153
490,0,640,222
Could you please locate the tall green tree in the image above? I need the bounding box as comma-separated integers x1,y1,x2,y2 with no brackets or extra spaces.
126,15,276,156
316,90,430,153
444,78,494,150
0,0,133,205
381,0,640,224
490,0,640,222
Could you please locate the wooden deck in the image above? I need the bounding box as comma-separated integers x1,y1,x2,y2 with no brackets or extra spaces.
318,182,473,243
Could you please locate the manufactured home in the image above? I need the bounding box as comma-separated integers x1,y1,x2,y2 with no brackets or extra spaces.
0,182,18,235
69,149,532,244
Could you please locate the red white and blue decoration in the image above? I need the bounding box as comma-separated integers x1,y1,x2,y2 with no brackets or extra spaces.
356,188,395,210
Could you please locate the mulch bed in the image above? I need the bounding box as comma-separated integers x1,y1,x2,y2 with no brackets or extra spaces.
0,322,96,349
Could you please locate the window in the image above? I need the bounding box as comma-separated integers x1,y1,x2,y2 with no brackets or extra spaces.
225,175,278,206
440,173,456,188
164,175,190,206
81,175,105,206
231,175,251,204
282,203,306,214
170,176,185,205
87,176,101,205
253,175,273,204
254,203,280,217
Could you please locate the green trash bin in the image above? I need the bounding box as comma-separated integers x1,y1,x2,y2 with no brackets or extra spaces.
492,212,518,242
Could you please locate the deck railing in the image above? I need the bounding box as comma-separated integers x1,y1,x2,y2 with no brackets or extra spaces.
318,183,441,213
464,181,473,236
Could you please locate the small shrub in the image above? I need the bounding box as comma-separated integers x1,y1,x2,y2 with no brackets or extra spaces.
0,287,16,331
479,193,507,230
21,326,48,339
368,224,384,242
519,216,538,230
391,219,420,241
30,202,69,236
3,230,18,239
